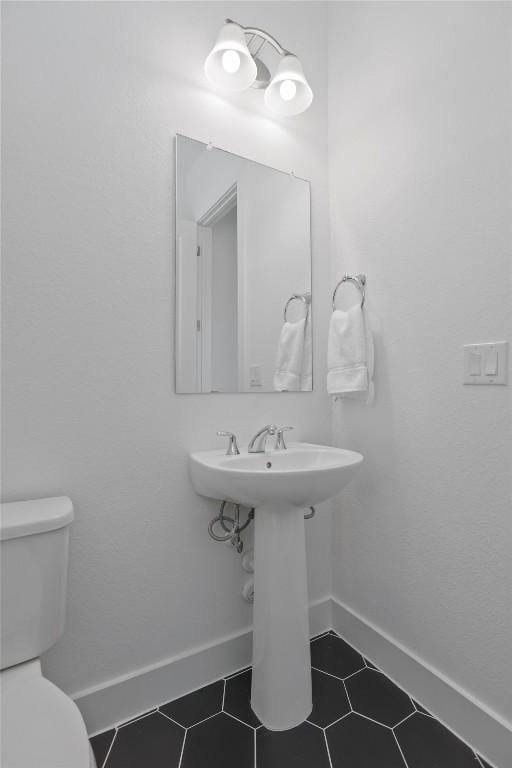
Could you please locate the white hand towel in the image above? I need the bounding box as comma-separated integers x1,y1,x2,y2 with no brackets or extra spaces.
300,314,312,391
274,318,307,391
327,305,374,402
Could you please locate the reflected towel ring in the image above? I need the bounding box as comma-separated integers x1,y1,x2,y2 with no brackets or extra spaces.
284,293,311,322
332,274,366,311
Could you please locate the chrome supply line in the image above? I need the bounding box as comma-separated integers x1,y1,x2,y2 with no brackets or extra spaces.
207,501,316,552
208,501,254,553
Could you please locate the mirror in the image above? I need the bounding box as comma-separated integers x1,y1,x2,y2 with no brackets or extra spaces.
175,135,312,393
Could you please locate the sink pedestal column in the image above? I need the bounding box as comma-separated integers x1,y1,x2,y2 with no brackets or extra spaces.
250,503,312,730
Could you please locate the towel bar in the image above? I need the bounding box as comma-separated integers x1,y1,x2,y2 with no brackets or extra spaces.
332,274,366,311
284,292,311,322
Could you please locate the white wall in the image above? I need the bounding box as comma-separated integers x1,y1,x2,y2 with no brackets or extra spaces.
328,0,512,729
1,1,332,698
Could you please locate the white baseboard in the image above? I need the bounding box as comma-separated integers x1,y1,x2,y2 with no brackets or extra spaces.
331,596,511,768
75,595,332,736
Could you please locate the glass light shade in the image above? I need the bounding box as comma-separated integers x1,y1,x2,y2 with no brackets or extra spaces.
264,54,313,116
204,22,257,92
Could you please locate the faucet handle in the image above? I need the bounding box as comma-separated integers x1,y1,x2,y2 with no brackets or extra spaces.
217,431,240,456
275,426,294,450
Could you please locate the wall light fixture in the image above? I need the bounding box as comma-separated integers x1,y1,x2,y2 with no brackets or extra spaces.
204,20,313,116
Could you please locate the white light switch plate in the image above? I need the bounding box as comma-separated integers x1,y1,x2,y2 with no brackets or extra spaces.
249,364,263,388
463,341,508,385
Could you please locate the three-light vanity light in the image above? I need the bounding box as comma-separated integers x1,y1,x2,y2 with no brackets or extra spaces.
204,19,313,116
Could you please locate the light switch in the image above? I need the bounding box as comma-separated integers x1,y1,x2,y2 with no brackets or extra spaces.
484,347,498,376
464,341,508,385
469,351,482,376
249,364,263,388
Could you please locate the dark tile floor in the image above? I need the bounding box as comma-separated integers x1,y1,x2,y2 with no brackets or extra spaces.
90,631,493,768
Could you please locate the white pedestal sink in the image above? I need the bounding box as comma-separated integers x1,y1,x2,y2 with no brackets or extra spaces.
189,442,363,731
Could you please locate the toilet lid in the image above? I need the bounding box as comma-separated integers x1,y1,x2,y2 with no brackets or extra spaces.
2,672,91,768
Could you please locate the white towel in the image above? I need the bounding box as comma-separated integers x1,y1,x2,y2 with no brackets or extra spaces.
327,305,374,402
274,317,311,391
300,314,312,391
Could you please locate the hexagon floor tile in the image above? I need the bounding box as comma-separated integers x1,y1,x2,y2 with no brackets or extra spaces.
89,728,115,767
310,632,366,679
309,667,351,727
345,667,414,727
257,721,330,768
326,712,405,768
224,669,261,727
395,712,482,768
90,632,491,768
160,679,223,727
181,712,253,768
104,712,184,768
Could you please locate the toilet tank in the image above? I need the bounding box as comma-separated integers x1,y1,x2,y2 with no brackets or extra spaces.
0,497,74,670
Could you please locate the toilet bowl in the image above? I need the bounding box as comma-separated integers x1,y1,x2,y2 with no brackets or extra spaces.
1,660,95,768
0,497,95,768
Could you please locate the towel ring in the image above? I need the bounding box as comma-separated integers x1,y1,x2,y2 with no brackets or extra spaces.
284,293,311,322
332,274,366,311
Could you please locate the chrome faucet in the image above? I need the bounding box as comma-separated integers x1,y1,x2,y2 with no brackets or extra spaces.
248,424,277,453
274,426,294,450
217,431,240,455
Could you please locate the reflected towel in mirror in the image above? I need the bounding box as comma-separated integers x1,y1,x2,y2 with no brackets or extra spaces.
274,317,312,391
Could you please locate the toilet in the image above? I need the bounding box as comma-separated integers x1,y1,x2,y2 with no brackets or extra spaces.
0,497,96,768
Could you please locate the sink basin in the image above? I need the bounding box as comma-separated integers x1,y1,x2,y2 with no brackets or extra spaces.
189,443,363,509
189,442,363,732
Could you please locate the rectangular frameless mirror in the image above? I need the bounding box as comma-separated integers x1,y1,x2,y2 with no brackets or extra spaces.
175,135,312,393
